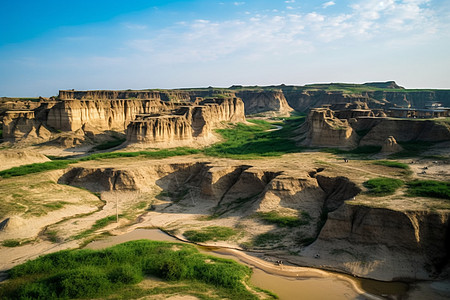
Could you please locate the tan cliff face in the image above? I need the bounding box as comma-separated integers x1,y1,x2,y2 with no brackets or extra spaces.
236,90,293,116
309,203,450,280
296,108,359,149
359,119,450,146
125,97,246,145
296,106,450,149
3,111,52,143
55,158,450,281
47,99,176,132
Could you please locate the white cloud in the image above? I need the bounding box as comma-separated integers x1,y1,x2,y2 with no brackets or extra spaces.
322,1,335,9
285,0,295,3
234,2,245,6
122,0,441,65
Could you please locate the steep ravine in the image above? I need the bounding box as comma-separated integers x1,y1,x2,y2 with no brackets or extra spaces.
55,161,450,281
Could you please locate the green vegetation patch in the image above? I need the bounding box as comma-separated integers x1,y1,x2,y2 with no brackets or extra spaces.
80,147,201,161
406,180,450,200
0,240,264,300
372,160,409,169
1,239,32,247
252,232,283,247
183,226,237,243
256,211,311,227
0,147,201,178
372,160,412,175
0,160,74,178
73,215,119,240
92,138,126,151
204,116,305,159
321,145,382,156
390,141,437,158
363,177,404,196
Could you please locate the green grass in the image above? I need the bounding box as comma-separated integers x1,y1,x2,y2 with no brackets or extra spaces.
73,215,119,240
92,138,126,151
321,145,382,156
79,147,201,161
372,160,412,175
204,117,305,159
252,233,283,247
372,160,410,169
0,240,264,300
0,160,75,178
363,177,404,196
2,240,22,247
0,147,201,178
406,180,450,200
389,141,436,158
183,226,237,243
256,211,311,227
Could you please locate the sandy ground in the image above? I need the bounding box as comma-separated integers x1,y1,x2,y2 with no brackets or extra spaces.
0,150,50,171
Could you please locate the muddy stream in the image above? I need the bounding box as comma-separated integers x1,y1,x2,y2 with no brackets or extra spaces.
85,229,408,300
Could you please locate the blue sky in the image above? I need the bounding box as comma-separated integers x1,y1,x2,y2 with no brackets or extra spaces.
1,0,449,96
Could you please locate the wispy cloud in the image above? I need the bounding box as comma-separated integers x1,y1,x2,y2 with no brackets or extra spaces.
122,0,441,64
234,2,245,6
322,1,335,9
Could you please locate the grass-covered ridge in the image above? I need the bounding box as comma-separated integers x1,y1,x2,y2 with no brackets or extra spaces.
406,180,450,200
183,226,237,243
0,240,272,300
364,177,404,196
0,148,201,178
0,160,75,178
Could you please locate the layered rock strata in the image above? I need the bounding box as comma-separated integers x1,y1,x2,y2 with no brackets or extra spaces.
296,108,359,149
56,160,449,281
297,106,450,149
235,90,293,116
126,97,245,144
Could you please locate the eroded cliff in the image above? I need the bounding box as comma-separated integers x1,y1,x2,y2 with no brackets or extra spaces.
53,158,450,281
125,97,245,145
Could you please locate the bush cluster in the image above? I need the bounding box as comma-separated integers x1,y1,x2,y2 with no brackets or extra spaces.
363,177,404,196
183,226,237,243
1,240,256,299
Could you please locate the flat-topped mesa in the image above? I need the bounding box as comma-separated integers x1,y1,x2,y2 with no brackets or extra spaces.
47,99,176,132
296,107,358,149
58,90,164,101
235,90,294,116
126,115,192,143
126,97,245,145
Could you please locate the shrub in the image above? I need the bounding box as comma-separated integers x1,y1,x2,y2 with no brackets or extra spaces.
183,226,237,243
364,177,404,196
2,240,257,299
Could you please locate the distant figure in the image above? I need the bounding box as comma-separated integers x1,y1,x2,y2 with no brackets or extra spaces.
423,167,428,170
420,171,427,174
343,158,348,163
314,254,320,259
275,260,283,266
